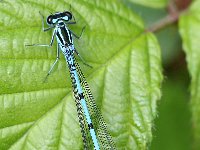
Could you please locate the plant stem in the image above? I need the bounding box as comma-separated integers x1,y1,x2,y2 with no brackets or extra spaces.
146,0,191,33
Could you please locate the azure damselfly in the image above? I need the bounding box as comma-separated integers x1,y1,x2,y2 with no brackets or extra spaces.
26,10,116,150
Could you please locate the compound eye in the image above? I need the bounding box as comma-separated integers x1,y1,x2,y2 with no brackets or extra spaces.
47,15,54,25
63,11,72,20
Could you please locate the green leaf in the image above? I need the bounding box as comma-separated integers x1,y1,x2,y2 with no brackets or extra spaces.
0,0,163,149
179,0,200,149
125,0,168,8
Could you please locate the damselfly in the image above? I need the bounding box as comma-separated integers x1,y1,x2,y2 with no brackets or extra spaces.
26,10,116,150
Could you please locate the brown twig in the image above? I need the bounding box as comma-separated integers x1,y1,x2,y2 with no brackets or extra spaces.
146,0,191,33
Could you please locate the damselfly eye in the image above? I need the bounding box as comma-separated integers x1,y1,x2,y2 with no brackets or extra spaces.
63,11,72,20
47,15,54,25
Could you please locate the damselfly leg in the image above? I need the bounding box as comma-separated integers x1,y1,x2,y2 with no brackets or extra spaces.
25,17,57,81
71,26,92,68
25,28,56,47
74,48,92,68
44,43,60,82
71,26,86,39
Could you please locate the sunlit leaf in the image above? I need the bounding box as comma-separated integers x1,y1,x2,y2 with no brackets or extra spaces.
0,0,163,149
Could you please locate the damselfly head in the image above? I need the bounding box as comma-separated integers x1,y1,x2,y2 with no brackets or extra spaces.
46,11,72,26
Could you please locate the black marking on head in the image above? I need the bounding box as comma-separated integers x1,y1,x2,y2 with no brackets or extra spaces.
54,11,72,21
46,11,73,25
63,11,72,20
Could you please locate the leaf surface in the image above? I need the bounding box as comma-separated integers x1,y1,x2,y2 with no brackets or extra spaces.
0,0,163,149
127,0,168,8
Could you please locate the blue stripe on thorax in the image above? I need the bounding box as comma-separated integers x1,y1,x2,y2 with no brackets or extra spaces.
55,25,73,46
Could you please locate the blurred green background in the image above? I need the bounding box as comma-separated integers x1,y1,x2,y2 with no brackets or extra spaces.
121,1,192,149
